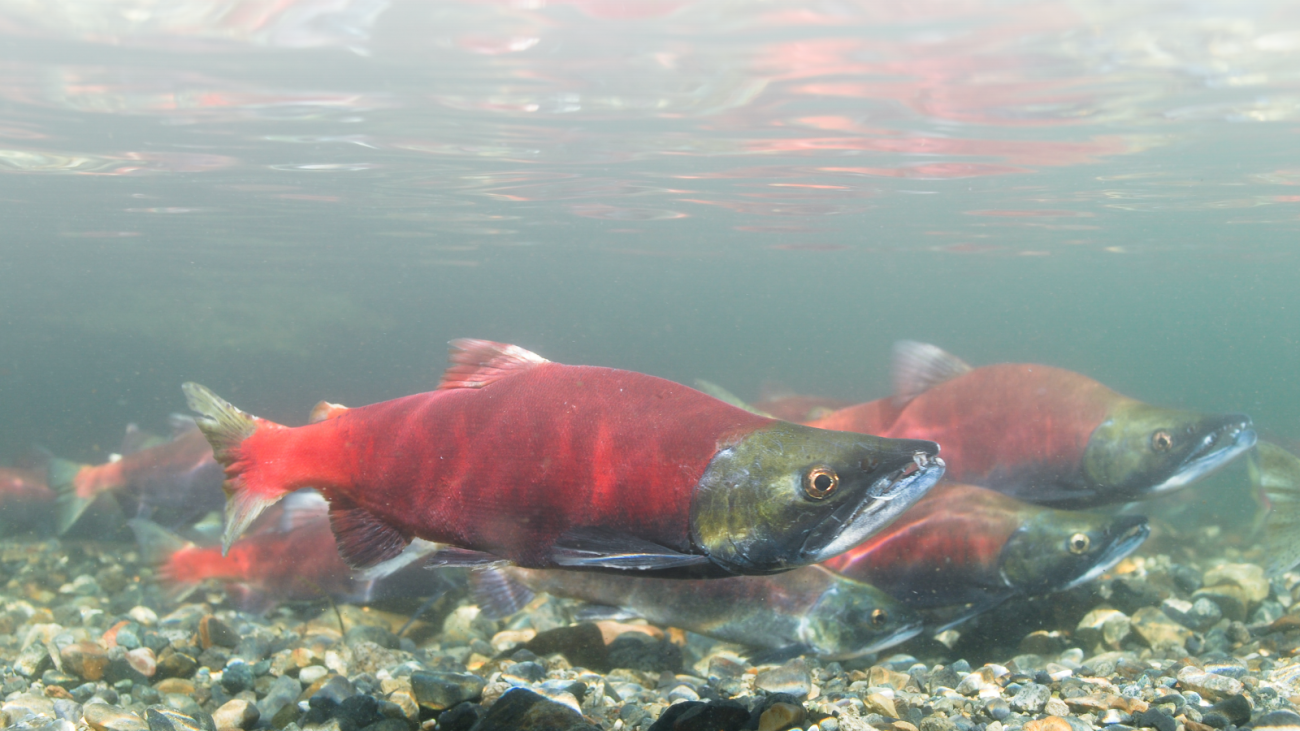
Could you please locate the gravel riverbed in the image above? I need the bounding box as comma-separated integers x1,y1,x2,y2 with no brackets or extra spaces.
1,537,1299,731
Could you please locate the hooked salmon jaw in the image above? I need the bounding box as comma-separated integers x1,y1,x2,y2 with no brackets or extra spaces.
1155,422,1256,493
801,453,946,563
1063,519,1151,590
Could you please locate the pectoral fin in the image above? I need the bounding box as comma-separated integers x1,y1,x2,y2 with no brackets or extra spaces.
550,528,710,571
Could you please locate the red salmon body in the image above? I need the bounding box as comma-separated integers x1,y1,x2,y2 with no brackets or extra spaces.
49,425,225,534
186,340,945,577
251,363,771,567
823,481,1149,611
805,341,1254,507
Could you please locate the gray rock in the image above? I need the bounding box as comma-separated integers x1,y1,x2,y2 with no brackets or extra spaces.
1131,607,1193,649
312,676,355,704
162,695,207,721
409,671,486,711
4,695,57,723
343,626,398,651
1190,598,1224,629
754,660,812,698
1010,683,1051,714
51,700,82,723
256,675,303,720
15,642,52,677
471,688,599,731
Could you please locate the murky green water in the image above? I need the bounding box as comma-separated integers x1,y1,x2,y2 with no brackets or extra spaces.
1,0,1297,467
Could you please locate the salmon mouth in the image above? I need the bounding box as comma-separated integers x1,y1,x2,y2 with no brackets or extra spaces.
800,451,946,563
1155,416,1256,493
830,620,925,660
1060,516,1150,592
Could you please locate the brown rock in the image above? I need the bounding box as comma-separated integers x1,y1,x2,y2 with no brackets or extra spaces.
44,685,73,700
1025,718,1074,731
212,699,260,731
757,702,805,731
199,616,240,650
863,693,899,718
155,678,196,695
892,722,919,731
1182,718,1215,731
61,642,109,681
868,666,913,690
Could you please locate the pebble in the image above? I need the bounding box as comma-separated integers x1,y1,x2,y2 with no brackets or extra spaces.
754,660,813,698
84,703,149,731
1010,683,1051,713
409,671,486,711
299,666,329,685
211,699,259,731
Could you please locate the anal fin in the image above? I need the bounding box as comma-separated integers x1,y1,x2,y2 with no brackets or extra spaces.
328,498,410,569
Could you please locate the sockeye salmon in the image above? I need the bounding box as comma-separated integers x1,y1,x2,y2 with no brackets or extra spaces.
822,481,1149,616
0,467,54,534
48,417,225,534
806,341,1255,508
184,339,945,578
471,563,922,661
130,491,457,612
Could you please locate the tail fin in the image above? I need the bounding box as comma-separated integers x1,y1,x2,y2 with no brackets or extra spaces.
127,518,192,565
182,382,283,555
48,458,101,535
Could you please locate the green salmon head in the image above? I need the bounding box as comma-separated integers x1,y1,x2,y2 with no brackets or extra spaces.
998,510,1149,595
689,421,944,575
1081,400,1255,502
801,571,924,659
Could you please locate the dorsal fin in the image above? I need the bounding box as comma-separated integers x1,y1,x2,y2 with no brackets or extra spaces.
309,401,350,424
693,380,774,418
892,341,973,404
439,339,550,390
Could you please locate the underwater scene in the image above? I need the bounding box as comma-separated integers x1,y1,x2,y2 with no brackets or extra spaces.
3,0,1300,730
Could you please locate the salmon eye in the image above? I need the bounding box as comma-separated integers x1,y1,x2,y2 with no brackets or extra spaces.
870,608,888,627
803,467,839,500
1068,532,1091,554
1151,430,1173,452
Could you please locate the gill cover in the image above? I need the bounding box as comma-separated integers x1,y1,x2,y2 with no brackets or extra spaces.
1081,400,1255,502
998,510,1149,595
689,421,943,575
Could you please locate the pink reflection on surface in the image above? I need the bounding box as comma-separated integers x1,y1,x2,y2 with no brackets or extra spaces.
0,0,389,50
965,209,1094,217
821,164,1031,179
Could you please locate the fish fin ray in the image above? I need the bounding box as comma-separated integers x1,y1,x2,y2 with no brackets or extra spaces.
439,339,549,390
127,518,193,565
426,546,510,568
48,458,121,536
746,644,815,664
167,414,200,438
182,382,289,553
692,380,774,417
309,401,350,424
359,538,444,579
551,528,709,571
572,604,640,622
277,490,330,533
892,341,973,404
328,498,411,569
470,567,536,620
